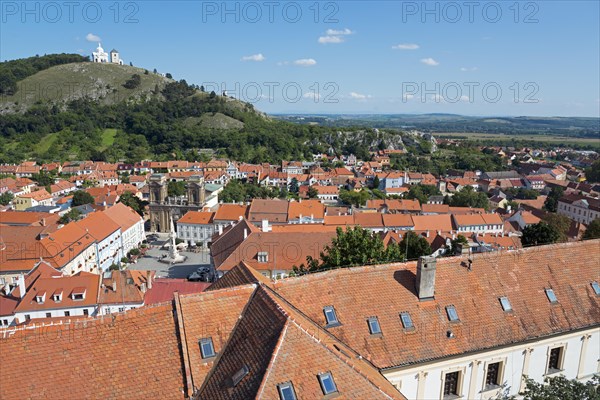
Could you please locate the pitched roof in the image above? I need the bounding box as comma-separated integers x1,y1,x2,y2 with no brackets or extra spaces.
272,240,600,369
178,211,215,225
412,214,453,232
0,304,186,398
14,272,100,312
103,202,143,231
287,200,325,220
248,199,289,223
144,278,210,305
213,204,248,221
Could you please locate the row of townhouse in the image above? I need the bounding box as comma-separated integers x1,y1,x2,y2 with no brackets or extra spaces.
0,262,155,327
0,204,146,287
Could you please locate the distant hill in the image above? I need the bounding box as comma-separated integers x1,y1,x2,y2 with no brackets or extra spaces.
275,114,600,138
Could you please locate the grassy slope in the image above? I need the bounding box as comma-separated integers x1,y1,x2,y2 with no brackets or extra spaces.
0,62,170,112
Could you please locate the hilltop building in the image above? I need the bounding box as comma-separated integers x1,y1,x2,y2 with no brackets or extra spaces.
92,43,123,65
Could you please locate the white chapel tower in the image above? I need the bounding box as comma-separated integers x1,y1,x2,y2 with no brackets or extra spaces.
92,43,109,63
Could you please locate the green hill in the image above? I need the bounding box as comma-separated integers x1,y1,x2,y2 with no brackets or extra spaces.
0,62,170,113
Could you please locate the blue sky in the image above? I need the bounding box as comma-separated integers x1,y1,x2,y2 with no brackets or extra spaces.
2,1,599,116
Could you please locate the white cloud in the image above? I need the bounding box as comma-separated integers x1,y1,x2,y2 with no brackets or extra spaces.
392,43,419,50
430,94,444,103
241,53,265,62
303,92,320,101
460,95,470,102
420,57,439,66
349,92,372,100
319,28,353,44
326,28,353,35
86,33,101,42
460,66,478,72
276,61,289,66
293,58,317,67
318,36,345,44
403,93,414,101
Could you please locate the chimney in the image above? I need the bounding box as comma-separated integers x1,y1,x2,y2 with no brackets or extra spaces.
41,218,46,226
261,219,270,232
426,230,430,238
415,256,436,300
17,274,26,299
147,271,153,289
244,228,248,239
112,280,117,292
218,225,223,235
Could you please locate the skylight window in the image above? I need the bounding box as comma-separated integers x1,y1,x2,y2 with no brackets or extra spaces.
199,337,215,359
545,288,558,303
323,306,340,326
446,305,459,322
367,317,382,335
592,281,600,296
318,372,338,395
400,312,414,330
277,382,297,400
232,365,249,387
499,296,512,312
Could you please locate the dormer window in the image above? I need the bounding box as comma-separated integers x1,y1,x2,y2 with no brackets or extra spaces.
367,317,382,335
52,289,62,303
199,337,215,359
257,251,268,263
446,305,459,322
400,312,414,331
277,382,297,400
35,292,46,304
71,288,86,301
592,281,600,296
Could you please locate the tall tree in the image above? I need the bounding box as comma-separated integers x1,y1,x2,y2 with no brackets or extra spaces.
521,222,561,247
544,186,564,212
543,213,571,242
583,218,600,240
585,159,600,183
519,375,600,400
399,231,432,260
449,186,490,210
72,190,94,206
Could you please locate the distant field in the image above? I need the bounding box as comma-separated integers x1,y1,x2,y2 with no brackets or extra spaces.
437,132,600,148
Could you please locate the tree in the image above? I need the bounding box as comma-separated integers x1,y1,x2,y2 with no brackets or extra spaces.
585,159,600,183
339,189,370,207
543,213,571,242
399,231,432,261
123,74,141,89
519,375,600,400
209,90,217,99
315,227,401,270
544,186,564,212
153,68,157,74
521,222,561,247
289,178,299,194
449,186,490,210
406,184,442,205
31,171,54,187
200,85,205,92
167,181,186,197
58,208,82,224
129,61,133,66
372,176,380,190
449,234,469,255
165,73,173,79
72,190,94,206
118,191,145,216
307,186,319,199
0,192,14,206
583,218,600,240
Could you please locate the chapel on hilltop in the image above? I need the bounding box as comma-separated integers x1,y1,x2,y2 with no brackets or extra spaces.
92,43,123,65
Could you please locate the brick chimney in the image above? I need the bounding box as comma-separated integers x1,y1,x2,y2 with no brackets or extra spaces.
415,256,436,300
